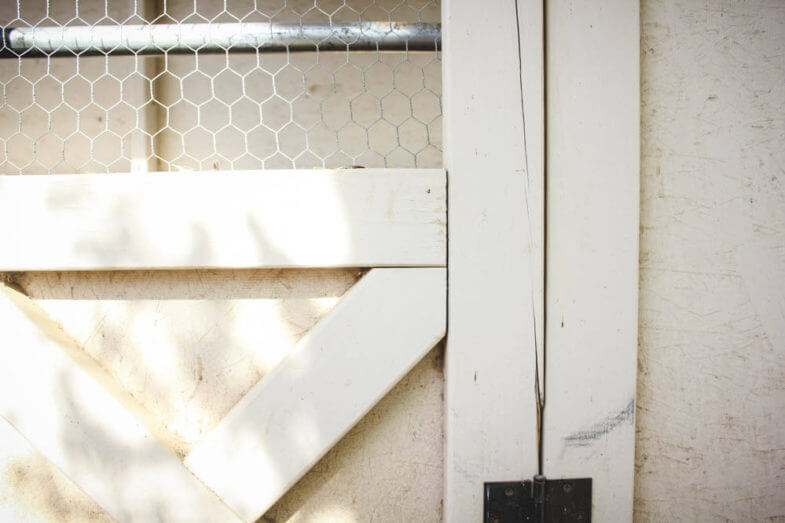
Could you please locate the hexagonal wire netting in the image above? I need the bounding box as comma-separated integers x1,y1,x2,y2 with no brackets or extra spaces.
0,0,441,174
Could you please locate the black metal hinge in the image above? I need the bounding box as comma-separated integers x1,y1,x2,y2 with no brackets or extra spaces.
484,475,592,523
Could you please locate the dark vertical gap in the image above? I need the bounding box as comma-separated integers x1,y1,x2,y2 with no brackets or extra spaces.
539,0,548,478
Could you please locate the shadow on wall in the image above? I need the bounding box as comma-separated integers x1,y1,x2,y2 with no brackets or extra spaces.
1,179,361,519
13,172,365,450
16,267,359,452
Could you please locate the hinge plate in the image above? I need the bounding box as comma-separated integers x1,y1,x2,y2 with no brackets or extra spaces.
484,476,592,523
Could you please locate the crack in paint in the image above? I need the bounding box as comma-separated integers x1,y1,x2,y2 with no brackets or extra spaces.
513,0,545,475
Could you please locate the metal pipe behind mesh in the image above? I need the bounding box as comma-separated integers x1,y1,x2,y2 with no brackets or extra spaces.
0,22,441,57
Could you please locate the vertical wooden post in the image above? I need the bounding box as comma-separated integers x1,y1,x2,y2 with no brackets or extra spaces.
543,1,640,520
442,1,544,520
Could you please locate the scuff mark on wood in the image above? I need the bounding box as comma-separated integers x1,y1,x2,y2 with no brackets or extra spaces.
563,399,635,448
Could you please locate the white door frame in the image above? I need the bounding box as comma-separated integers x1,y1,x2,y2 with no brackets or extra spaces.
442,0,639,520
442,0,544,520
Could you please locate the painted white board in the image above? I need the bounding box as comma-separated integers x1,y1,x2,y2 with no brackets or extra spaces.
0,169,445,270
442,0,544,520
0,283,240,522
543,1,640,521
185,268,446,521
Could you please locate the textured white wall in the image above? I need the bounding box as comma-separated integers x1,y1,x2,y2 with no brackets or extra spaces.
636,0,785,520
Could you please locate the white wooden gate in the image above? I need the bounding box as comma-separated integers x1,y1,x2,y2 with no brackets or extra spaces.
0,168,446,522
0,1,638,521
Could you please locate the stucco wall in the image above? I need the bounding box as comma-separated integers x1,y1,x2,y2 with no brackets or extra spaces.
636,0,785,520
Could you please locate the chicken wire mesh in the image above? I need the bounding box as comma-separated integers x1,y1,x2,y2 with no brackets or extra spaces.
0,0,441,174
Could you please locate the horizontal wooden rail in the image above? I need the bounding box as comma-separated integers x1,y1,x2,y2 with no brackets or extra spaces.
0,169,445,270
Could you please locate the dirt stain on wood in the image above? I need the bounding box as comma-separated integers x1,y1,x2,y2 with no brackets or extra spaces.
2,456,112,522
563,399,635,448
